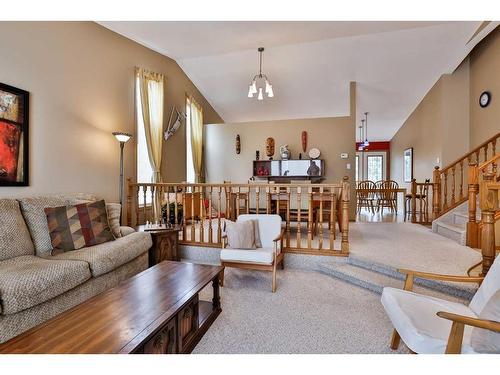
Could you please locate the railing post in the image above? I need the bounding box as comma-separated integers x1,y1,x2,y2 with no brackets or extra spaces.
341,176,350,254
479,172,498,276
466,162,479,248
411,178,417,223
432,166,441,220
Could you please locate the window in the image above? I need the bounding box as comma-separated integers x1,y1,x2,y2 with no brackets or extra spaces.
136,76,154,184
367,155,383,181
185,98,195,183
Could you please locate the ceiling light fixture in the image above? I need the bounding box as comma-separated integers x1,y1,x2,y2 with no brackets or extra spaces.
247,47,274,100
358,121,365,151
363,112,370,147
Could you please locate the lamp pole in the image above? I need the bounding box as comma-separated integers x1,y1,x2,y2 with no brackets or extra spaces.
119,141,125,207
112,132,132,223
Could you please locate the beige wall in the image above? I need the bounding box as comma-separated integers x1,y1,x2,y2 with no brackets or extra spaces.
391,26,500,190
390,59,470,189
205,82,357,216
0,22,222,202
470,27,500,148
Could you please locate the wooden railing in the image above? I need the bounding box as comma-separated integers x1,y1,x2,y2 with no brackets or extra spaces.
126,178,351,256
410,179,433,225
467,153,500,249
433,132,500,220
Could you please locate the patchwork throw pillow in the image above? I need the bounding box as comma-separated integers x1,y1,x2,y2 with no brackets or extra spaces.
45,200,115,254
225,220,256,249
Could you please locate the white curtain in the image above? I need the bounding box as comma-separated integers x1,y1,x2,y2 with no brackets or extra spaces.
187,95,204,183
136,67,165,218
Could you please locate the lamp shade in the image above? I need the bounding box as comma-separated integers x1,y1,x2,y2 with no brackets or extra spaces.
112,132,132,143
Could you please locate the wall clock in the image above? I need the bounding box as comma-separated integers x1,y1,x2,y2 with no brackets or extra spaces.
479,91,491,108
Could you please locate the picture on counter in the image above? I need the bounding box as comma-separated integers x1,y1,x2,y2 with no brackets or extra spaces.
0,83,29,186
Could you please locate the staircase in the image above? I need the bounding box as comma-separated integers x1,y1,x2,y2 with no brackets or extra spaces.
320,256,476,301
426,132,500,251
431,199,481,245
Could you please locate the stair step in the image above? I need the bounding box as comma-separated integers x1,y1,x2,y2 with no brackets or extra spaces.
453,211,481,226
319,262,473,302
346,256,476,300
435,221,466,245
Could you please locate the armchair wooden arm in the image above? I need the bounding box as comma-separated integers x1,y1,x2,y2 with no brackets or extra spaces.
398,268,484,291
436,311,500,354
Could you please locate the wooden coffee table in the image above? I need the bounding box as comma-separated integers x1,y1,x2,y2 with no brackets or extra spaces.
0,261,223,354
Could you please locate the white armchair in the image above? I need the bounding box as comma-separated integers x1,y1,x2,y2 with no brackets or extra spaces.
220,214,284,292
381,255,500,353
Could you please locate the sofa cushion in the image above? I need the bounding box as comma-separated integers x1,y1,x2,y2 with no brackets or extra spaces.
225,220,256,249
0,255,91,315
106,203,122,238
47,231,152,277
45,200,115,254
0,199,34,261
18,196,68,256
221,247,275,265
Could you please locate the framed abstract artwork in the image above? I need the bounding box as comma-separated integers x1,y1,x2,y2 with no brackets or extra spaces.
403,147,413,183
0,82,29,186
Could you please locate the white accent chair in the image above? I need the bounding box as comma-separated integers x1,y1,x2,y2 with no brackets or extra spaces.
381,255,500,353
220,214,284,292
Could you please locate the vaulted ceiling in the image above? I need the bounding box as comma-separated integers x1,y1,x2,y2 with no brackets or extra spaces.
99,21,496,141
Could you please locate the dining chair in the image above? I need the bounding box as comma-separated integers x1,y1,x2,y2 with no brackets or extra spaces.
377,180,399,214
357,180,376,214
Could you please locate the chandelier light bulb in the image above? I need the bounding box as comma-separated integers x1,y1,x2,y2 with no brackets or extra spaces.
248,85,254,98
267,85,274,98
257,87,264,100
265,80,271,93
251,80,257,94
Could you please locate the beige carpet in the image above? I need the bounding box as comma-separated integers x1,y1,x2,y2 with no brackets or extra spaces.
348,222,481,275
194,267,411,354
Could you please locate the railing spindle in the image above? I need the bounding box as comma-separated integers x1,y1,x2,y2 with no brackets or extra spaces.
318,187,324,250
296,187,302,249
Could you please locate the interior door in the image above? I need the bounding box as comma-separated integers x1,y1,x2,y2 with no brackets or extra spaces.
356,151,387,181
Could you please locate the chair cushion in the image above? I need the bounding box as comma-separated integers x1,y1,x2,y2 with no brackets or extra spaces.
18,196,69,256
221,247,275,265
470,290,500,353
237,214,282,248
469,255,500,315
225,220,256,249
0,255,91,315
381,287,477,353
46,231,151,277
45,200,115,254
0,199,34,261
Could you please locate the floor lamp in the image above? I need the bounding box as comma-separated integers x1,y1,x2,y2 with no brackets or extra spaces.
112,132,132,223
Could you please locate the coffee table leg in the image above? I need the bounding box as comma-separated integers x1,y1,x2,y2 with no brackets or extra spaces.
212,275,221,310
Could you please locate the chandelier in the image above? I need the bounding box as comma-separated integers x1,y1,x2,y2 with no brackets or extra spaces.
247,47,274,100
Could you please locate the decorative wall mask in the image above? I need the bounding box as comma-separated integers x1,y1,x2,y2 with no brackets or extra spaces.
236,134,241,154
265,137,275,158
280,145,291,160
301,131,307,152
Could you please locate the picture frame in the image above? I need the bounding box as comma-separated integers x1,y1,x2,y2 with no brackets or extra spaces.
0,82,29,186
403,147,413,183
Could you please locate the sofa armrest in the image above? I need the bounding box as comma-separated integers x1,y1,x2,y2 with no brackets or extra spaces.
120,226,136,237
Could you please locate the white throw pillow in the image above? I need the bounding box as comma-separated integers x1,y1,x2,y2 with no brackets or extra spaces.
225,220,256,249
471,290,500,353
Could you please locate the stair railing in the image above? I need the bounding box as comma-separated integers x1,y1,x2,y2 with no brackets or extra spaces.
432,132,500,221
467,153,500,248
